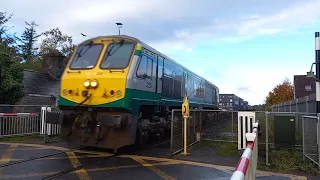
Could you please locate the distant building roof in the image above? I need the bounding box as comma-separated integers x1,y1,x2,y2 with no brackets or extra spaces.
293,75,316,99
23,70,60,97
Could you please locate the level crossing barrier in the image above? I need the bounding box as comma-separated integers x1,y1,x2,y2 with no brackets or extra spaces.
0,112,40,137
230,122,259,180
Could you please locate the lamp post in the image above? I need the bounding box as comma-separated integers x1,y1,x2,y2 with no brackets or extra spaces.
307,32,320,113
116,23,123,35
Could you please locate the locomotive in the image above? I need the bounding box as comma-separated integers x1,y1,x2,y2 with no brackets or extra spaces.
46,35,219,152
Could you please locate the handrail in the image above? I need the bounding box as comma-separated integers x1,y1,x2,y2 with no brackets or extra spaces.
230,123,259,180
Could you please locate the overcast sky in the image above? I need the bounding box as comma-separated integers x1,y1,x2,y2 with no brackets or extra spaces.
2,0,320,105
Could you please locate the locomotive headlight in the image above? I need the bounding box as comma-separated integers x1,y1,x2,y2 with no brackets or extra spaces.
90,80,98,88
84,79,90,88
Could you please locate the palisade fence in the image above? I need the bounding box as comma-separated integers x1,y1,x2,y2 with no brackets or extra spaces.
271,93,316,113
0,105,61,141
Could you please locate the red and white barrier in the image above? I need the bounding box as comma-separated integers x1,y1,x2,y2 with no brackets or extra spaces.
231,122,259,180
0,113,38,117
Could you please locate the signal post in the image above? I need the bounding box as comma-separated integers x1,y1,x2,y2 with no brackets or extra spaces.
182,95,190,156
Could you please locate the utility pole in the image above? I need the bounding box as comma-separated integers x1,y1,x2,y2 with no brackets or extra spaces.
116,23,123,35
316,32,320,113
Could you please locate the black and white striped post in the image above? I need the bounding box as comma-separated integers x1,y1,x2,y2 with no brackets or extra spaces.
316,32,320,113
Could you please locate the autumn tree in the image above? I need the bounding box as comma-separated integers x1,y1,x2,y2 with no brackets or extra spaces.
265,78,294,108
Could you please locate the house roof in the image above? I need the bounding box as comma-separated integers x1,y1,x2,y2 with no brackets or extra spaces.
22,70,60,97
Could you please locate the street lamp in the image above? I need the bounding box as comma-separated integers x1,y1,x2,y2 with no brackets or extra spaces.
116,23,123,35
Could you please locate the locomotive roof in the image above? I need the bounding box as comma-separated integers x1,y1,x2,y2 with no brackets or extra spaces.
79,35,219,90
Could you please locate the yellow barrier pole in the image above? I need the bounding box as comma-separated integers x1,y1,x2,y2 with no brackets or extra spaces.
183,116,187,155
181,95,189,156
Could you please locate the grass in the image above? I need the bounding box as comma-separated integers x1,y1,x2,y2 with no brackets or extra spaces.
190,140,239,156
191,140,319,176
258,148,319,176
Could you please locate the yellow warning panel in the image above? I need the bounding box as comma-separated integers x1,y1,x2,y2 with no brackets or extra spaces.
182,95,189,118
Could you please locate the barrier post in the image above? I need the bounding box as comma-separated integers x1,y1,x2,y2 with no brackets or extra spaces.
181,95,189,156
230,122,259,180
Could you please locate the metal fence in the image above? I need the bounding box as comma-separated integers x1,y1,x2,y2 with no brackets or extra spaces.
0,105,61,140
169,109,239,156
271,93,316,113
0,113,40,137
302,115,320,171
170,109,202,156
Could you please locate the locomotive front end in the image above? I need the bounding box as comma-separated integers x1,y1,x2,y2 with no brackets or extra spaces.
46,36,138,150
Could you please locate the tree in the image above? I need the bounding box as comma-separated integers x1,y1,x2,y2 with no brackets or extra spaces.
0,45,24,104
39,27,75,68
18,21,42,62
0,12,19,57
265,78,294,108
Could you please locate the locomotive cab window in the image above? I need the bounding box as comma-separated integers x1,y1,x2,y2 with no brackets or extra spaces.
69,44,103,69
100,42,135,69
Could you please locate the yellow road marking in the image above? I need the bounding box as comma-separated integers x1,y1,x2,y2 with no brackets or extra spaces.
9,154,108,162
0,142,308,180
0,144,17,178
66,151,92,180
132,157,176,180
0,142,69,151
1,161,180,179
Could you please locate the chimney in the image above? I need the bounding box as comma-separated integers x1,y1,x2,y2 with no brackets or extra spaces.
42,54,64,79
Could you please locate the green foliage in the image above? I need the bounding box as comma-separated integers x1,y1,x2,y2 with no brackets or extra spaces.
268,149,319,175
18,21,42,62
0,49,24,104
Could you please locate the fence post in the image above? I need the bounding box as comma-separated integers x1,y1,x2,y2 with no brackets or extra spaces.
170,109,174,156
318,113,320,173
306,96,309,113
265,111,269,166
232,111,234,142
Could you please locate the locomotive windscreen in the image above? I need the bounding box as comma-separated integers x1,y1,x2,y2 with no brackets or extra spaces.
69,44,103,69
100,42,135,69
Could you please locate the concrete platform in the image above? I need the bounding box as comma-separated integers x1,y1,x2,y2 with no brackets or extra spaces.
0,141,309,180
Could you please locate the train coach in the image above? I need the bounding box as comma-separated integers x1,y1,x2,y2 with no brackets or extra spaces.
46,35,219,152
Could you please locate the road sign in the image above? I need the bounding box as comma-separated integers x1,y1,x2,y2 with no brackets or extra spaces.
182,95,189,118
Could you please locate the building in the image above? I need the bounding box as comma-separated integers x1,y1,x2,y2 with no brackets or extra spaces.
219,94,249,111
293,75,316,99
243,101,248,110
239,98,244,110
10,55,63,113
219,94,240,110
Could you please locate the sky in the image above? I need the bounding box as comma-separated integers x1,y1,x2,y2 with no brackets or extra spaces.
1,0,320,105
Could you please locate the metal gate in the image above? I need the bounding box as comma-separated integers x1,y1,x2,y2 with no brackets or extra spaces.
302,115,320,171
170,109,202,156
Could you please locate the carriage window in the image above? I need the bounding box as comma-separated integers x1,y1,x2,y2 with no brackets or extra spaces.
100,42,134,69
137,55,152,78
